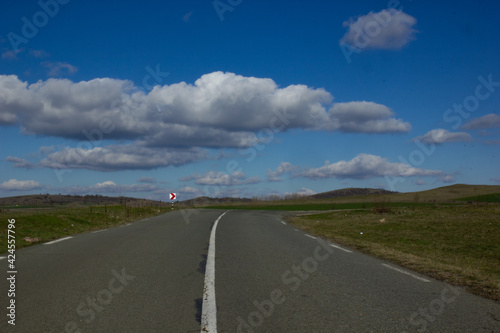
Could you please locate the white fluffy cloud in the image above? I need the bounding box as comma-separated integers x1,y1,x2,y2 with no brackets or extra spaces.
340,9,418,50
414,129,472,144
439,174,456,183
301,154,442,180
39,144,209,171
0,179,42,191
2,72,414,172
179,186,202,195
415,179,426,185
0,72,330,147
326,101,411,133
461,114,500,130
42,61,78,77
267,162,297,182
293,188,316,196
5,156,35,169
0,72,411,148
183,171,261,186
59,181,159,195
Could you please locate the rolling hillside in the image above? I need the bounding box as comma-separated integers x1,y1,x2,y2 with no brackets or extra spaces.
1,184,499,211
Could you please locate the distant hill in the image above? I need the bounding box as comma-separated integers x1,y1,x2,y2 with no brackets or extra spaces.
383,184,500,202
1,184,498,210
0,194,165,209
183,184,500,206
179,196,252,206
308,188,395,200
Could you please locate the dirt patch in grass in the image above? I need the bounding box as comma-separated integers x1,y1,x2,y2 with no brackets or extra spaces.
286,204,500,301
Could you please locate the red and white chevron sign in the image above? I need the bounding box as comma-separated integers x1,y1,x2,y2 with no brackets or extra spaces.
169,193,176,200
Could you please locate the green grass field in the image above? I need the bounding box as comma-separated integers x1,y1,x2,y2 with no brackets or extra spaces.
0,205,170,252
203,202,442,211
456,192,500,203
286,204,500,301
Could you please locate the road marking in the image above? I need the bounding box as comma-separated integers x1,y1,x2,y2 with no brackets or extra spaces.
330,244,352,253
382,263,431,283
0,256,6,260
281,221,286,225
305,234,317,240
43,236,73,245
201,211,228,333
92,229,107,233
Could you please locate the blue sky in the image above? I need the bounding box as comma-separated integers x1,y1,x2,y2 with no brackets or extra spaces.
1,0,499,200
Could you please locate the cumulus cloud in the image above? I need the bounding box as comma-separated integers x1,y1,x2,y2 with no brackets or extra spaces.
267,162,297,182
6,156,36,169
39,144,209,171
461,114,500,130
61,181,159,195
439,174,456,183
179,186,202,195
301,154,442,180
94,180,118,190
143,124,259,148
188,171,261,186
1,72,414,172
1,49,21,60
1,48,48,60
340,9,418,50
0,72,411,150
179,174,201,182
42,61,78,77
39,146,55,155
414,129,472,144
326,101,411,133
293,188,316,196
0,179,42,191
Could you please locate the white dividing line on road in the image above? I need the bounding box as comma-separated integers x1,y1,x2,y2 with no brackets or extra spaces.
0,256,6,260
330,243,352,253
91,229,107,233
382,263,431,283
201,210,228,333
281,221,286,225
305,233,352,253
43,236,73,245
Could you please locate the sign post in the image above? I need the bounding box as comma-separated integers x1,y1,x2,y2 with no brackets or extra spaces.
169,193,176,209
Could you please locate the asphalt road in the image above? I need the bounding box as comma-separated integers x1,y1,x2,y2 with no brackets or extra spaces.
1,209,499,332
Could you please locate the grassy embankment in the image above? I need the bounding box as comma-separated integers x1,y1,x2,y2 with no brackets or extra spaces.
0,205,171,252
286,203,500,300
